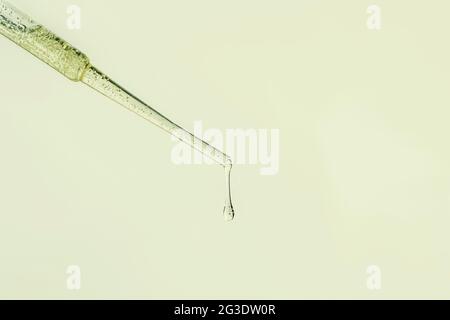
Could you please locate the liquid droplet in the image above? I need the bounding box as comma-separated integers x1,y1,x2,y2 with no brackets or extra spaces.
224,163,235,221
223,205,235,221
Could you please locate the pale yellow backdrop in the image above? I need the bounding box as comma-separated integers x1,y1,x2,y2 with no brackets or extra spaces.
1,0,450,299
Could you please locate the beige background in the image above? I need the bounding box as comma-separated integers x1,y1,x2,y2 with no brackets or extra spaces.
1,0,450,299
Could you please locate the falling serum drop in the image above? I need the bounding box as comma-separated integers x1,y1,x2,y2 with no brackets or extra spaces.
223,162,235,221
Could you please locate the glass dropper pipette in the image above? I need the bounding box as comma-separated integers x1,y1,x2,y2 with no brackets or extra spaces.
0,0,235,221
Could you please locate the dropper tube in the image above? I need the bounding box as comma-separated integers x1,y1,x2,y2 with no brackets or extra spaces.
81,66,232,168
0,1,235,220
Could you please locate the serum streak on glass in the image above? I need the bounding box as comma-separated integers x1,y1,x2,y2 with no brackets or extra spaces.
0,1,235,221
